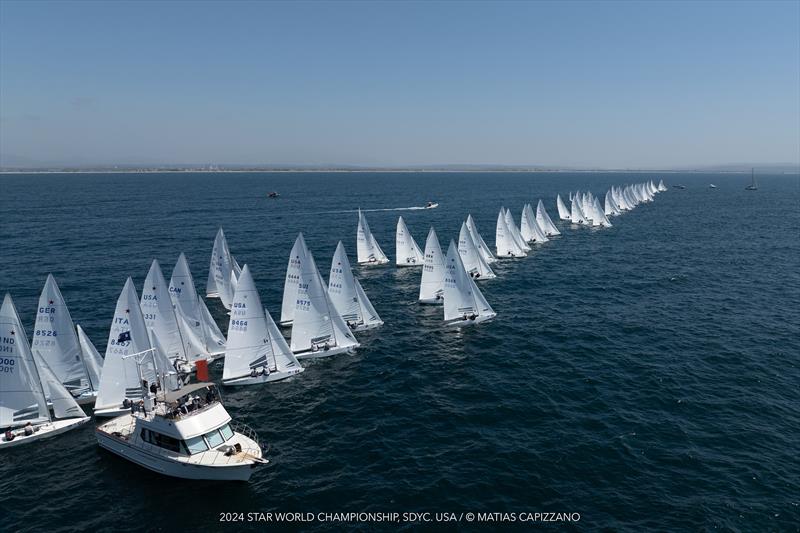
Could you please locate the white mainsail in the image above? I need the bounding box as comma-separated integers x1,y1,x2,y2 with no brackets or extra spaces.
465,214,497,264
443,241,496,325
536,199,561,236
76,325,103,391
419,227,446,304
95,278,156,413
33,274,93,393
280,233,307,326
458,221,496,280
224,264,303,384
0,294,50,428
291,240,360,357
356,209,389,265
328,241,383,331
395,216,424,266
556,194,571,221
141,259,187,363
206,227,239,309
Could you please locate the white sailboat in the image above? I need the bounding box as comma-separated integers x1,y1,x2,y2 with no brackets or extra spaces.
395,216,424,267
458,222,496,280
0,294,90,448
328,242,383,331
495,209,526,258
592,196,612,227
570,194,589,225
419,227,446,304
290,240,360,359
465,214,497,264
536,200,561,236
520,203,549,244
556,194,571,221
223,265,304,385
33,274,100,405
356,209,389,265
504,208,531,252
94,278,162,418
206,228,241,310
658,179,667,192
443,241,496,327
169,253,226,364
280,233,307,327
142,260,188,365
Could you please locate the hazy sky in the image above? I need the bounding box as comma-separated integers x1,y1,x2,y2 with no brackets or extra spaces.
1,0,798,168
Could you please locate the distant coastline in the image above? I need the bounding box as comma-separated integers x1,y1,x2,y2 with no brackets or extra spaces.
2,165,798,175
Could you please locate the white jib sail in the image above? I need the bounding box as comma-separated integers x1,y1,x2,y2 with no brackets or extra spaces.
33,351,85,420
443,241,495,323
355,279,383,328
458,221,496,280
357,209,389,264
76,324,103,391
536,199,561,236
265,308,302,374
395,216,424,266
33,274,89,391
290,241,359,354
466,214,497,264
0,294,50,428
95,278,156,411
281,233,307,326
419,227,446,303
141,259,187,363
556,194,571,221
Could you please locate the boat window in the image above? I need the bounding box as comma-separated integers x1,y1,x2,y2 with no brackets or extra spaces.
140,428,181,453
204,429,225,448
185,435,208,454
219,424,233,441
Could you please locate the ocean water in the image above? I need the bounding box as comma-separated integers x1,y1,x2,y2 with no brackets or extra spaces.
0,171,798,531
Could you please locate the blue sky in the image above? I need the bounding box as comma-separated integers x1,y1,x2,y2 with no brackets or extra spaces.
1,0,798,168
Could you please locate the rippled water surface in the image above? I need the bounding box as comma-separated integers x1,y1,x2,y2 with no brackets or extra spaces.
1,171,798,531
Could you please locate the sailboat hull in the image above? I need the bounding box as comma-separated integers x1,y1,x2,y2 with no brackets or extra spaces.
94,406,133,419
294,345,355,360
0,417,90,449
222,367,304,386
75,390,99,406
445,313,496,327
419,297,444,305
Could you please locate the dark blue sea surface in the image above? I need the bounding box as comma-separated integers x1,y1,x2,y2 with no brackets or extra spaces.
0,172,798,531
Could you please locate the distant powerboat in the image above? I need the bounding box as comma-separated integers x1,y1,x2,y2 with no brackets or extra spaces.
709,184,717,189
425,201,439,209
267,192,279,198
745,169,758,191
672,185,686,189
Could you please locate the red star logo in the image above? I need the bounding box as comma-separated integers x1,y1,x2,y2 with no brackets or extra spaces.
49,300,54,305
125,309,130,313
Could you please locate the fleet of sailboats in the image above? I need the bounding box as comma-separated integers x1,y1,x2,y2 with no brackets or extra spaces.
2,180,665,464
